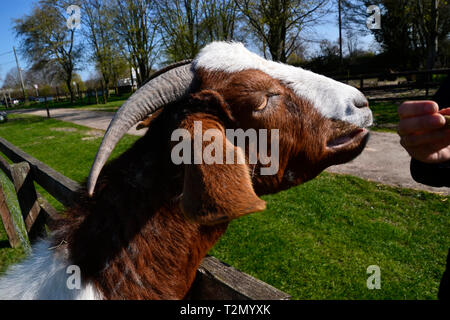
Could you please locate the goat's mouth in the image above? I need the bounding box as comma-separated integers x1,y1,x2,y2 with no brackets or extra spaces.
326,128,369,150
323,127,369,167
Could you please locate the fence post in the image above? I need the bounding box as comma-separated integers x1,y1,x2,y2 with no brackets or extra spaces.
0,184,21,248
0,158,31,250
10,162,46,241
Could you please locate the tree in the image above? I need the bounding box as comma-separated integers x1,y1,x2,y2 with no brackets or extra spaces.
202,0,240,42
113,0,159,87
158,0,204,61
414,0,446,69
345,29,359,57
83,0,117,102
235,0,329,62
2,68,21,90
342,0,450,69
156,0,241,62
156,0,204,62
25,61,64,87
13,0,83,103
109,53,130,95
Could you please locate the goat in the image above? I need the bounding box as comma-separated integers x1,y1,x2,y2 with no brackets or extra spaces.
0,42,372,300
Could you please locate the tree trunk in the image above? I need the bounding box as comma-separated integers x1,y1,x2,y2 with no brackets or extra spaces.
45,97,50,118
130,65,135,93
101,82,107,104
66,79,74,104
426,0,439,70
95,88,99,105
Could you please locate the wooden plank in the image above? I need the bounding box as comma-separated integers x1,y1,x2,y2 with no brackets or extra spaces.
187,256,291,300
10,162,45,240
36,191,62,229
0,170,30,251
0,185,21,248
0,137,80,207
0,155,12,181
2,154,61,234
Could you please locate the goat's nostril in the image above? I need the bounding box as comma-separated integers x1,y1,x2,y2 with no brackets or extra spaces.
355,99,369,109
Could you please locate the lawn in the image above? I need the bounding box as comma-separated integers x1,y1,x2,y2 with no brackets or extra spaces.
0,114,448,299
2,92,130,113
0,114,140,211
370,101,401,133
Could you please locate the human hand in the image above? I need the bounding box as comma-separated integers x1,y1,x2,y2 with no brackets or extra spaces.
397,101,450,163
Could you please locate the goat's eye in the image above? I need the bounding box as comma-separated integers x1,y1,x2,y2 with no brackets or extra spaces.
255,93,280,111
255,96,268,111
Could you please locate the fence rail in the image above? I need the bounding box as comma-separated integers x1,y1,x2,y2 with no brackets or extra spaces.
0,137,290,300
333,68,450,82
332,68,450,102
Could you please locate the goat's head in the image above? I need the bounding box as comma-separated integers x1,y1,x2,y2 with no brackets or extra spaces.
87,42,372,225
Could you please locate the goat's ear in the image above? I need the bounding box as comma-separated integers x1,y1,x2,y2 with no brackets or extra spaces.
177,110,266,226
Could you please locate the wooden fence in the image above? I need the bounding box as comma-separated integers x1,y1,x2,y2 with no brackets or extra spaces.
333,68,450,102
0,136,289,300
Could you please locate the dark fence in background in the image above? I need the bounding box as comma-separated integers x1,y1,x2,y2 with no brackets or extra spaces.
333,68,450,102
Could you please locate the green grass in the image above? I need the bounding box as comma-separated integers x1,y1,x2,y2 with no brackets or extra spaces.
210,175,449,299
0,114,448,299
370,101,401,133
3,93,129,113
0,114,139,211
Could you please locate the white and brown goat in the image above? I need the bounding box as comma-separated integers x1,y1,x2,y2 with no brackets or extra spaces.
0,42,372,299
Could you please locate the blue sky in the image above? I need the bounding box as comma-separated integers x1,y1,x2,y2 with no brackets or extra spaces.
0,0,32,83
0,1,375,86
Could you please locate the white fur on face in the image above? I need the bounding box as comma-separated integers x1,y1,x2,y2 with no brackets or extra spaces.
0,239,102,300
193,42,373,128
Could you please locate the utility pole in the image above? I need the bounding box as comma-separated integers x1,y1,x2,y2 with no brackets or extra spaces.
2,91,9,108
13,46,28,105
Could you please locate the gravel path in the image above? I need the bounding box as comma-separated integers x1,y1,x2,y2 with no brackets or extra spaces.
8,108,450,195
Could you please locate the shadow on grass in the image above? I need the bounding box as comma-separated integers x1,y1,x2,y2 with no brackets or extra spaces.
0,240,11,249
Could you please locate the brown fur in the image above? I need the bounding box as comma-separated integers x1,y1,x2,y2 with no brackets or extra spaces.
50,68,369,299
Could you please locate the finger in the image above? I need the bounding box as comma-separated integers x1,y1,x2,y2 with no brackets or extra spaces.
406,144,450,163
397,113,446,135
439,107,450,116
398,101,439,119
400,128,450,148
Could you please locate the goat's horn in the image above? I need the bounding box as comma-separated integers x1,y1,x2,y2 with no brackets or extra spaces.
87,61,196,196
